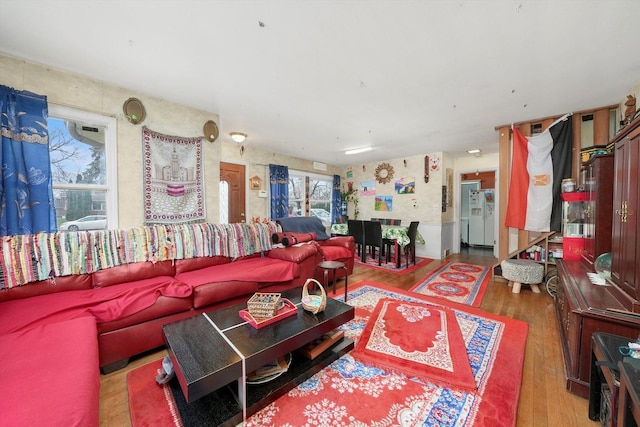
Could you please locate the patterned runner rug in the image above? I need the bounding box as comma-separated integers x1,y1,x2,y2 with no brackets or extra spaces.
128,282,527,427
410,262,491,307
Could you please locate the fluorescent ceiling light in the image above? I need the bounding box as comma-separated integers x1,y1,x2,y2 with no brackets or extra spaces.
467,149,481,154
345,146,373,155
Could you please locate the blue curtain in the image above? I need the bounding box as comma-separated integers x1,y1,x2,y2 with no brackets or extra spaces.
269,164,289,219
0,86,56,236
331,174,341,224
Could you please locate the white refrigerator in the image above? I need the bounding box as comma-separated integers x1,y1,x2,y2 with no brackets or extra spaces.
469,189,495,246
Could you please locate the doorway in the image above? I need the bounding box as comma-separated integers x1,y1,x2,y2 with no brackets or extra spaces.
220,162,246,223
459,170,496,257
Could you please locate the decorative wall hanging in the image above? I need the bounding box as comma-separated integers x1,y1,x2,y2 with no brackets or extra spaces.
374,162,394,184
442,185,447,212
123,98,146,125
446,168,453,207
250,175,262,190
142,127,205,224
203,120,219,142
430,155,441,172
424,155,429,183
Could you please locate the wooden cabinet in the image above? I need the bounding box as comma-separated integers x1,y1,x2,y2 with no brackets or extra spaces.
611,117,640,308
555,260,640,398
582,154,614,264
554,117,640,399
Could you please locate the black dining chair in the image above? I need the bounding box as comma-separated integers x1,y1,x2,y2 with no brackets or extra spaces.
388,219,402,225
363,220,388,265
347,219,366,262
404,221,420,268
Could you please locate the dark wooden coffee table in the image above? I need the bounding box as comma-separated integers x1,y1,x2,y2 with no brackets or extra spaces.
162,287,354,426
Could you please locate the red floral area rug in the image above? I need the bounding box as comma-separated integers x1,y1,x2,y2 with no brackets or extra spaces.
354,254,433,274
127,282,527,427
410,262,491,306
352,298,476,391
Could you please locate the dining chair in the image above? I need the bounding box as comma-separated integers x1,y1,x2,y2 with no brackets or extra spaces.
370,217,391,225
388,219,402,225
404,221,420,268
347,219,366,262
363,220,388,265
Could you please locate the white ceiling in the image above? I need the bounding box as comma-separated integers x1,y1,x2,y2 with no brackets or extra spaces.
2,1,640,166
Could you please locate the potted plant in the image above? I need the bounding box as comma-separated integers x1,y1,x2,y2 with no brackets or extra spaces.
341,184,359,220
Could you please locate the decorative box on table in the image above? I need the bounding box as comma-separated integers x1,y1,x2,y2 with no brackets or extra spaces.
247,292,281,319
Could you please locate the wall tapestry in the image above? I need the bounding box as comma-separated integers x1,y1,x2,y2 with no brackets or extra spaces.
142,127,204,224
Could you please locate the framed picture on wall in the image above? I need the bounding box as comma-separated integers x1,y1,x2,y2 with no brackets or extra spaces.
250,176,262,190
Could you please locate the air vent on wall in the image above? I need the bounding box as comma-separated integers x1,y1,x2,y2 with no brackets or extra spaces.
313,161,327,171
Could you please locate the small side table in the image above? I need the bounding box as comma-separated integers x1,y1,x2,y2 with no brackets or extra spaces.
314,261,348,302
618,357,640,427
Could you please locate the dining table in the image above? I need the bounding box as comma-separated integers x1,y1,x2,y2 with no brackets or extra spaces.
330,223,425,268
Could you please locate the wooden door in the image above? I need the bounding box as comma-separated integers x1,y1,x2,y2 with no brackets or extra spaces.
220,162,246,223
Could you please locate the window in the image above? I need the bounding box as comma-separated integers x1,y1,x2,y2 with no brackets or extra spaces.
48,105,118,230
288,170,333,227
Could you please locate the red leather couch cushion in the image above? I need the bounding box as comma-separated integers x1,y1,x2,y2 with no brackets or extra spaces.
268,243,317,263
174,256,231,274
96,291,193,333
0,276,191,336
92,260,176,288
0,317,100,427
175,257,299,288
0,274,92,303
191,280,258,309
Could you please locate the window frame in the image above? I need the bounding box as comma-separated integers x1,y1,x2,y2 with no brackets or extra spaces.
48,104,119,229
288,169,333,220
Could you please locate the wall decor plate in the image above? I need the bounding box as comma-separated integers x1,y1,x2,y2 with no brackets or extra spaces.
203,120,219,142
123,98,146,124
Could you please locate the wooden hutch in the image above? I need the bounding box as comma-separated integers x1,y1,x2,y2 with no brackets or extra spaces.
556,116,640,398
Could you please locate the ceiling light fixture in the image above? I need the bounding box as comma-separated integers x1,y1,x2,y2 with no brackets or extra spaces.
345,146,373,155
229,132,247,144
467,149,481,154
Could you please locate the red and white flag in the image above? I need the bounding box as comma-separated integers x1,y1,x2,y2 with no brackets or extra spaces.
505,114,572,232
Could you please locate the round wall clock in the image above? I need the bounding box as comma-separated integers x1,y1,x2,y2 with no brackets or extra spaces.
375,162,394,184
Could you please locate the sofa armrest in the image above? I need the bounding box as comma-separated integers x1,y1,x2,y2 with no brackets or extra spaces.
319,236,355,253
268,243,318,263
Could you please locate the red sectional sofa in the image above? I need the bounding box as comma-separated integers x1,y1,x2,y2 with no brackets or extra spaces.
0,233,354,427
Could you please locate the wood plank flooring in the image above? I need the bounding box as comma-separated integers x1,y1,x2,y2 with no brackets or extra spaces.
99,253,599,426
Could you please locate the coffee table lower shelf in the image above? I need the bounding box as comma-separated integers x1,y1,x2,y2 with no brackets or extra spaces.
168,337,354,427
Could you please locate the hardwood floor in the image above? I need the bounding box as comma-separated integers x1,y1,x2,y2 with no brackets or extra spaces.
99,253,599,426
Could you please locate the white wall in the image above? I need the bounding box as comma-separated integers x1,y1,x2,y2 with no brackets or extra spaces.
1,53,341,228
